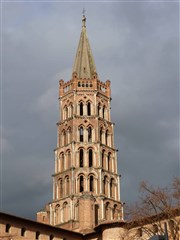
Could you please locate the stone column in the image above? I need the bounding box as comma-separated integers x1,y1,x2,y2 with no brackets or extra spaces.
83,103,87,115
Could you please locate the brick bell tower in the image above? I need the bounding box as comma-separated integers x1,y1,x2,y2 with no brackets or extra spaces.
37,14,123,233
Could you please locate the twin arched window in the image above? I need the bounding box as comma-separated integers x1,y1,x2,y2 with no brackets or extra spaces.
63,104,73,120
79,102,91,116
78,174,95,193
79,148,93,168
100,127,111,146
59,151,71,172
78,126,93,142
103,176,116,198
97,103,108,120
58,176,70,199
101,151,113,171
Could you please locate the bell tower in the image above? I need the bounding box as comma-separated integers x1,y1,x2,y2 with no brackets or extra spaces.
37,14,123,233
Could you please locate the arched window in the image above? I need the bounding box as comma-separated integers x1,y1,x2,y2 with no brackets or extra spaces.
75,203,79,220
65,176,70,196
103,176,108,196
89,149,93,167
100,127,103,143
110,178,115,198
87,102,91,116
105,202,110,220
67,128,71,144
80,102,83,116
5,224,11,233
64,106,68,119
105,130,108,146
62,130,66,146
79,127,83,142
50,235,54,240
59,178,63,198
110,179,113,197
137,228,143,237
55,204,60,224
63,202,68,222
102,150,105,169
60,153,64,171
107,152,111,171
98,104,100,116
102,106,105,119
88,126,92,142
79,149,84,167
113,205,118,220
80,175,84,192
21,228,26,237
66,150,71,169
90,175,94,192
153,224,158,234
70,104,73,117
36,231,40,240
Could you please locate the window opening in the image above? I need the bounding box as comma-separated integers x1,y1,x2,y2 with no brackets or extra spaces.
66,107,68,119
79,127,83,142
105,130,108,145
100,127,103,142
102,150,105,169
80,102,83,115
66,177,70,196
60,179,63,197
110,179,113,197
90,176,94,192
87,102,91,116
5,224,11,233
80,176,84,192
70,104,73,117
50,235,54,240
88,127,92,142
98,104,100,116
108,153,111,171
89,149,93,167
21,228,26,236
36,231,40,240
80,149,84,167
103,106,105,118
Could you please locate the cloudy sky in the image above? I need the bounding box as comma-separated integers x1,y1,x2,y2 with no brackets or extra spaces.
1,1,179,220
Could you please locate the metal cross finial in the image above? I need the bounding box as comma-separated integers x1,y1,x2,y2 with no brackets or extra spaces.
82,8,86,27
82,8,86,16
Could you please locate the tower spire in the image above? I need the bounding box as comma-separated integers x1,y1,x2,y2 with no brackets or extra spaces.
72,14,97,79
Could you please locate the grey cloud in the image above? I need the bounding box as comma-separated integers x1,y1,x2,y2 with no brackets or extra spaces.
1,2,179,219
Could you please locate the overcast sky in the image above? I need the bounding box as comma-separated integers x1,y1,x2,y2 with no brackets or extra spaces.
1,1,179,220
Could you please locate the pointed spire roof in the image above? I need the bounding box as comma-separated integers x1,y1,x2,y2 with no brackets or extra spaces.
72,14,97,79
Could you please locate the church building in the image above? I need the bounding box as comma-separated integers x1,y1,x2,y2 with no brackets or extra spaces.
37,13,123,234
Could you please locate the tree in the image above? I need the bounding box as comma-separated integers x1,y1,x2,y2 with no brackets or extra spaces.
125,177,180,240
